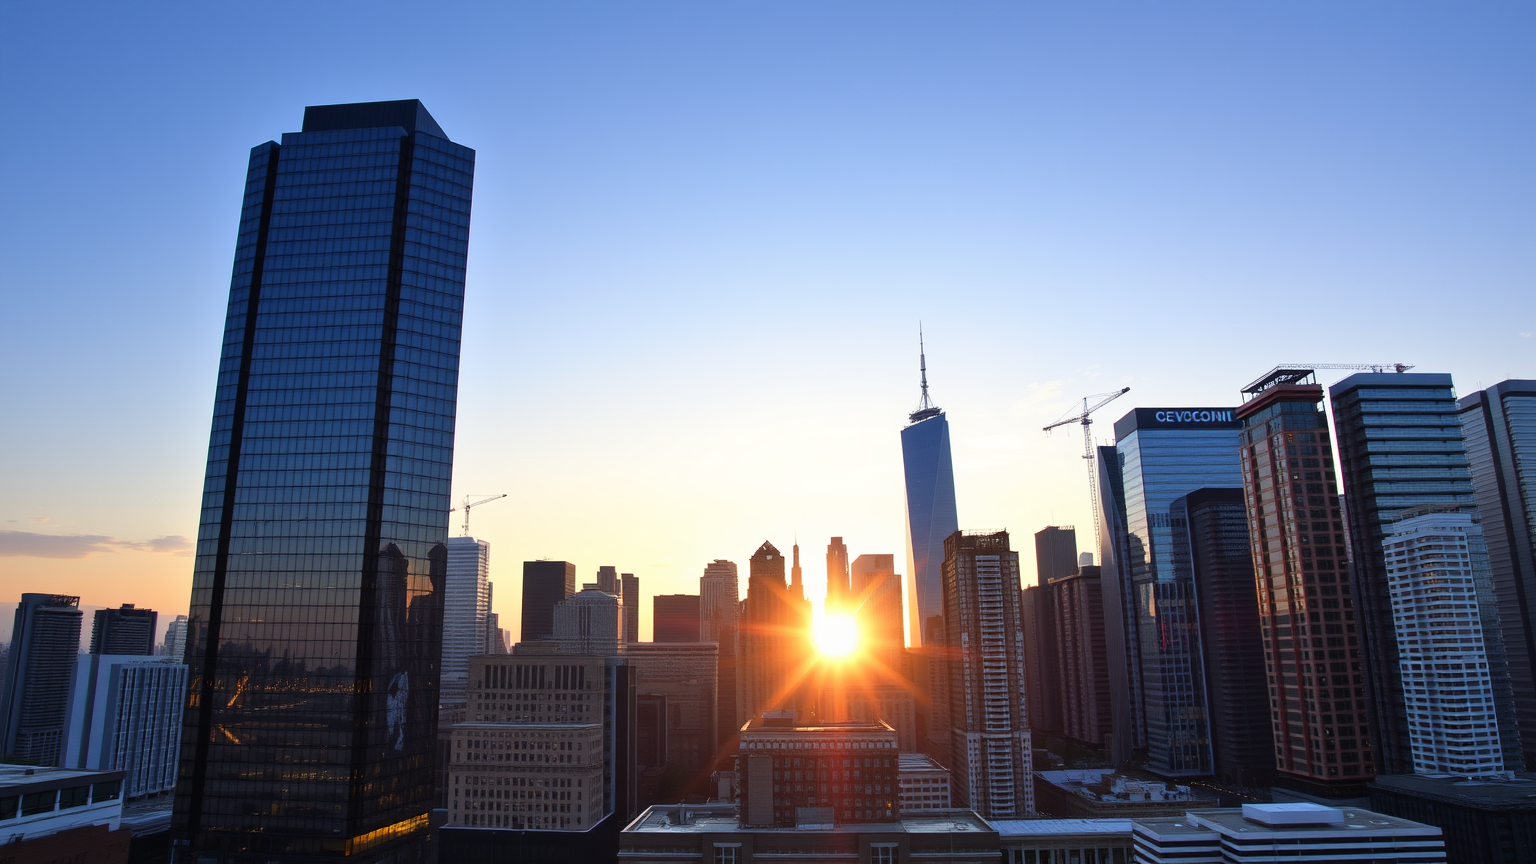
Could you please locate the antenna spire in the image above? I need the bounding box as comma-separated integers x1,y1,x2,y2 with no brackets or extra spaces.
909,324,941,423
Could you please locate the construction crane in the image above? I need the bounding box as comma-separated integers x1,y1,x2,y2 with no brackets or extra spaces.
1285,363,1414,374
1242,363,1414,396
451,493,507,536
1044,387,1131,554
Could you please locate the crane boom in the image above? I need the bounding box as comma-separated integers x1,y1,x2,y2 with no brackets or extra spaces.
450,493,508,536
1043,387,1131,556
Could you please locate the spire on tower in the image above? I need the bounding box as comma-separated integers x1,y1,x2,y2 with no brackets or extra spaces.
909,324,942,424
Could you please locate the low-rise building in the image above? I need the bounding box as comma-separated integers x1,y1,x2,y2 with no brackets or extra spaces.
619,802,999,864
897,752,951,814
1370,772,1536,864
0,764,129,863
1034,769,1215,819
738,715,899,828
1132,803,1445,863
992,818,1132,864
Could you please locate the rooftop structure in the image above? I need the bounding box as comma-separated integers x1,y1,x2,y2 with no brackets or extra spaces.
1131,803,1445,863
1371,772,1536,864
896,752,951,815
738,716,900,828
1034,769,1216,819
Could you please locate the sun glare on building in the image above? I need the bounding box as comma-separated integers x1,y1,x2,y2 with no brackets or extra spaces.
814,612,859,658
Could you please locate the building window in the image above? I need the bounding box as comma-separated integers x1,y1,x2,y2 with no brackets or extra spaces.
713,844,741,864
871,844,897,864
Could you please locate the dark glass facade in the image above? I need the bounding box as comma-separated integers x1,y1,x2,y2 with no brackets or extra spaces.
902,411,959,647
651,594,701,643
1330,373,1517,776
520,561,576,642
172,100,474,862
1459,380,1536,769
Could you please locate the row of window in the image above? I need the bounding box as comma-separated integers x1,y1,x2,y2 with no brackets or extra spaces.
0,781,120,820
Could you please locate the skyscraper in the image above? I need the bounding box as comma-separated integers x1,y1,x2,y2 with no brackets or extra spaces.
699,559,740,752
2,594,83,766
1458,379,1536,768
597,566,620,597
1035,526,1078,583
443,537,491,702
622,573,640,644
1096,444,1142,765
1104,407,1244,778
1383,510,1506,776
552,587,622,657
1052,565,1111,750
163,614,189,661
901,335,959,647
65,654,188,798
521,561,577,643
1020,585,1061,736
739,542,811,724
652,594,701,643
89,605,157,656
1332,372,1517,775
173,100,473,862
940,530,1033,817
1179,487,1272,787
825,537,851,611
850,553,904,676
1237,370,1374,795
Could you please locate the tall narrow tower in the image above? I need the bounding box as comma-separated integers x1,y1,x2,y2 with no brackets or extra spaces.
825,537,851,611
900,331,959,646
173,100,473,863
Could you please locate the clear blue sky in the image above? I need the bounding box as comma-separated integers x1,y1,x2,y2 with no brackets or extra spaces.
1,2,1531,642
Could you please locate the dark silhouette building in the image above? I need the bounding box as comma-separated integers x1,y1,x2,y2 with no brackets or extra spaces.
622,573,640,643
1238,369,1374,795
739,542,811,724
1035,525,1078,583
1053,566,1111,750
520,561,577,642
1180,487,1273,787
738,715,899,827
1021,585,1061,736
1370,773,1536,864
171,99,472,863
89,604,156,656
1332,371,1519,775
1459,380,1536,769
2,594,83,765
652,594,701,644
850,553,904,677
825,537,851,612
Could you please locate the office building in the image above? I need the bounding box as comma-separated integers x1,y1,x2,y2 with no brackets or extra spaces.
1103,407,1244,778
1132,802,1445,864
1458,379,1536,768
1095,444,1141,765
447,655,608,831
522,561,577,643
2,593,83,765
635,692,668,802
1332,371,1518,774
653,594,701,644
896,752,951,814
1180,487,1273,787
1383,510,1506,776
172,100,473,862
64,655,187,798
444,537,492,702
826,537,851,611
901,337,959,647
1052,565,1111,750
994,818,1134,864
619,803,998,863
89,605,156,656
1020,585,1061,736
850,553,904,677
1033,769,1215,819
161,615,188,661
1371,772,1536,864
0,764,129,862
940,530,1034,817
699,560,739,644
1236,369,1375,795
622,573,640,643
625,643,718,800
597,566,620,597
1035,526,1078,583
739,542,811,724
738,715,899,827
553,587,622,657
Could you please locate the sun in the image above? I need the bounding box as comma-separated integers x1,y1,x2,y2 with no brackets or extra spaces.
813,612,860,659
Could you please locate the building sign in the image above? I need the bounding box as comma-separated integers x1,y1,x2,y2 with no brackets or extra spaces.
1114,407,1242,439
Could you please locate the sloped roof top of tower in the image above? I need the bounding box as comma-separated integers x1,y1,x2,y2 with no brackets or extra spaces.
753,541,780,560
301,100,448,139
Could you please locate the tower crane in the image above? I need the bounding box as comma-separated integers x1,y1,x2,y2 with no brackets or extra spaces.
1044,387,1131,555
450,493,507,536
1241,363,1414,395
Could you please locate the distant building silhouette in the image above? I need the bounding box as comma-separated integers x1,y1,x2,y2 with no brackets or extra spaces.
825,537,851,612
652,594,701,644
554,587,622,656
161,615,188,662
621,574,640,644
521,561,577,642
739,542,810,724
1053,565,1111,749
89,605,156,656
2,594,82,765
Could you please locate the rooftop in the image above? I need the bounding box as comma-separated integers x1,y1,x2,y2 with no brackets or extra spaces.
624,804,992,835
1372,773,1536,811
1192,806,1442,837
0,764,123,791
992,818,1134,836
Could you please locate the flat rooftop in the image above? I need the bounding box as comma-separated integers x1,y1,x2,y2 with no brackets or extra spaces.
1372,773,1536,810
1192,807,1441,837
992,819,1134,836
0,764,122,790
623,805,991,835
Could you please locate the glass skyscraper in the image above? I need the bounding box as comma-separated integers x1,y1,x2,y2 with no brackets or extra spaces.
1106,407,1243,778
1458,379,1536,768
901,340,958,646
172,100,474,862
1331,372,1518,775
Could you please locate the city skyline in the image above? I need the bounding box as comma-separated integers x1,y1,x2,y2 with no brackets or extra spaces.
1,4,1533,647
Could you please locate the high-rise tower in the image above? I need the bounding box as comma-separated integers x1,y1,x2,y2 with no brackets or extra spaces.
172,100,472,862
90,604,157,656
738,542,811,724
825,537,850,611
2,594,82,766
521,561,577,642
900,332,959,646
442,536,490,702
